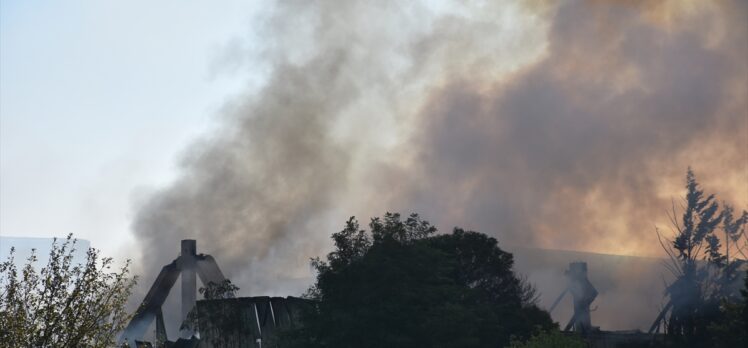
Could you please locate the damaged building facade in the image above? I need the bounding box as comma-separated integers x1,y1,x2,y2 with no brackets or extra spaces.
124,240,747,347
195,296,309,348
121,240,309,348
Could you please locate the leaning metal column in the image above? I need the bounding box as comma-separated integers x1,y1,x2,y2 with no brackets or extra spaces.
566,262,597,333
179,239,197,338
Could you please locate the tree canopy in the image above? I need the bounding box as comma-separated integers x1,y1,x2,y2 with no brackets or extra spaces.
280,213,554,348
656,168,748,346
0,235,136,348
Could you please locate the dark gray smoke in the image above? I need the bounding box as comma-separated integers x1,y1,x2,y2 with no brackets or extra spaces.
131,0,747,333
393,0,748,255
130,2,447,325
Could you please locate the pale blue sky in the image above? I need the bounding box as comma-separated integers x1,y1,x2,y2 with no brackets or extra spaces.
1,1,266,257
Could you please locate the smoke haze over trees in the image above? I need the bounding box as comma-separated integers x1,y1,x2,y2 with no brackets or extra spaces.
130,0,747,322
279,213,554,348
655,169,748,346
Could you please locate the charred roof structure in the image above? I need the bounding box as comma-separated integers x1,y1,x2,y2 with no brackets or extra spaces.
120,241,723,347
196,296,310,348
120,240,233,346
549,262,599,333
548,262,666,347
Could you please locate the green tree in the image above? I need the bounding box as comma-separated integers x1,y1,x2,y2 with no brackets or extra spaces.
199,279,239,300
181,279,241,347
506,330,586,348
280,213,554,348
0,234,136,348
656,168,748,346
707,270,748,347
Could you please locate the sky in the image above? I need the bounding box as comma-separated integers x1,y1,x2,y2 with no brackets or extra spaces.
1,0,267,256
2,0,747,320
0,0,542,264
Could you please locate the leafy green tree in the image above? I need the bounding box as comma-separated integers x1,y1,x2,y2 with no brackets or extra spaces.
707,270,748,347
0,234,136,348
199,279,240,300
281,213,553,348
656,168,748,345
506,330,586,348
182,279,242,348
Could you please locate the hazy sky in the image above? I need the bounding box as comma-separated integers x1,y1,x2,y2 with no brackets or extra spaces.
2,0,746,279
3,2,745,338
1,1,268,257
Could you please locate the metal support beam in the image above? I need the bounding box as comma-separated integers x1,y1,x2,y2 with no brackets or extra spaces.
120,239,230,345
156,307,167,344
648,300,672,334
565,262,597,333
549,288,568,314
120,260,180,345
196,254,229,289
179,240,197,338
564,312,578,332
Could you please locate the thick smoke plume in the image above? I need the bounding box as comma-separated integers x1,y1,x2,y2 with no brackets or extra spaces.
132,0,747,330
397,0,748,255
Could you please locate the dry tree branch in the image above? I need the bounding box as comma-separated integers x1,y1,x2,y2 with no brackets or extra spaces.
661,261,680,278
656,227,682,275
669,198,684,234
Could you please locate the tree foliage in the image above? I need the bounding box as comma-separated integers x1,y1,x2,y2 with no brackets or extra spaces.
0,234,136,348
506,330,586,348
183,279,242,348
281,213,554,348
706,270,748,348
199,279,239,300
657,168,748,345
